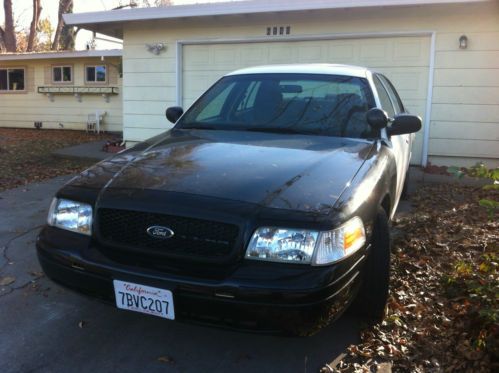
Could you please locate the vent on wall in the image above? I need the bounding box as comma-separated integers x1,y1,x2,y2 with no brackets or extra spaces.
266,26,291,36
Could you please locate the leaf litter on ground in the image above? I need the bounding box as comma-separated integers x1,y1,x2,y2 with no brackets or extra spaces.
323,183,498,373
0,128,115,191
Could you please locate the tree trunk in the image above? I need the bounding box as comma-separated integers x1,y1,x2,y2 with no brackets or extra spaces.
3,0,16,52
0,26,5,52
51,0,73,51
27,0,42,52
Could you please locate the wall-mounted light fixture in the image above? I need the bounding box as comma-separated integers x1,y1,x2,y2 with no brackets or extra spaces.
459,35,468,49
146,43,166,55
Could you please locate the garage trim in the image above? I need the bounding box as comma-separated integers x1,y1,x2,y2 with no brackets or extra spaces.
175,30,436,166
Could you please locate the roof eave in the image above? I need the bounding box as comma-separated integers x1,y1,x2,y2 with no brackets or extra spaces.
64,0,489,36
0,49,122,62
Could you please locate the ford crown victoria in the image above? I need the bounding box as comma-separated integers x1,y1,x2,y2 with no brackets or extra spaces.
37,64,421,335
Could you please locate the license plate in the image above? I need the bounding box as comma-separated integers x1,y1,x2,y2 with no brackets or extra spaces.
113,280,175,320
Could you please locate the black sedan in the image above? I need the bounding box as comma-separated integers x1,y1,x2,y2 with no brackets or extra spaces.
37,64,421,335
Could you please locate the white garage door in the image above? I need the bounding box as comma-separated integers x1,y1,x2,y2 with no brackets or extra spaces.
182,36,430,164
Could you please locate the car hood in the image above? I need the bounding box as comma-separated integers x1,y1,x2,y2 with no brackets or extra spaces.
68,129,374,214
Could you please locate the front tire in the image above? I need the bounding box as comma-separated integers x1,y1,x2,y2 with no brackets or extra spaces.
351,207,391,323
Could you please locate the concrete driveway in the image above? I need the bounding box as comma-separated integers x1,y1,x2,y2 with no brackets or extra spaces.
0,176,361,373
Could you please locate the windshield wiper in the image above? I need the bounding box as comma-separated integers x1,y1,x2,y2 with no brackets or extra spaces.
180,124,218,130
246,127,305,134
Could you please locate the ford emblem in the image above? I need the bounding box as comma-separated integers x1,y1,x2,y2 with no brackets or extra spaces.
146,226,174,239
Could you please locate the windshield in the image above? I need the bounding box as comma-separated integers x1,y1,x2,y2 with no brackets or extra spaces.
177,73,376,138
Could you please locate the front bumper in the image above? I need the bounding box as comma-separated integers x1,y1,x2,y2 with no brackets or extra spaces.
36,226,368,335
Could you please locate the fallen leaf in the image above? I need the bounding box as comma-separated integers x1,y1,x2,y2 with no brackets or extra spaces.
157,356,174,364
0,276,15,286
28,271,44,277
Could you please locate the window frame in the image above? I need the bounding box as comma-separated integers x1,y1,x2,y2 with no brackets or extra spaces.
373,74,396,118
52,65,73,84
84,64,108,84
377,74,405,114
0,67,26,93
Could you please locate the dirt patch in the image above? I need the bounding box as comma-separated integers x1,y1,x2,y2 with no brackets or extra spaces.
0,128,115,191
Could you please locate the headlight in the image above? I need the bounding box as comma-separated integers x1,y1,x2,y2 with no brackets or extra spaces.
246,228,319,263
245,217,365,265
47,198,93,236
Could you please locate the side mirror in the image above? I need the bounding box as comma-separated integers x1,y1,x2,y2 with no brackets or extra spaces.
388,114,422,136
166,106,184,124
366,108,389,130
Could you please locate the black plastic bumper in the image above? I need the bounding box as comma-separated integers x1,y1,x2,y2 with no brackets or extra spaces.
36,227,367,335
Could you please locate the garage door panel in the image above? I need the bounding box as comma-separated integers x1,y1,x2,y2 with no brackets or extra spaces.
327,44,355,61
268,45,295,63
296,45,325,62
241,46,267,64
212,46,239,67
360,42,389,61
183,46,210,69
183,36,430,164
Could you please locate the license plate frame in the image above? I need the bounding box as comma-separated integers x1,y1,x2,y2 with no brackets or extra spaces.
113,279,175,320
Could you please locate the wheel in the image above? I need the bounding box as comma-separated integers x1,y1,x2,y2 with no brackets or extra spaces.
350,207,391,323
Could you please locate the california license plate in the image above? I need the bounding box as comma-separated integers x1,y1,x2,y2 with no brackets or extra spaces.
113,280,175,320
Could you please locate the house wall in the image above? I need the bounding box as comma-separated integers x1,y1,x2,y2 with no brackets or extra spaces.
0,57,122,132
121,1,499,167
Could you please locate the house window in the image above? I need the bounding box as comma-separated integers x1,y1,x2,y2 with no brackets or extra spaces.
0,68,25,91
85,65,107,83
53,66,72,83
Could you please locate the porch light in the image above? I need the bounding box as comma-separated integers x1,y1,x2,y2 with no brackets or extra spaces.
459,35,468,49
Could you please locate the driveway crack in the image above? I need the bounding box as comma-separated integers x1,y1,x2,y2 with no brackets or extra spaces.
0,275,45,298
0,225,43,272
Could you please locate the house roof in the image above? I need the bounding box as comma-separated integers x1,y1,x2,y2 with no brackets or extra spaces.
0,49,122,62
64,0,489,39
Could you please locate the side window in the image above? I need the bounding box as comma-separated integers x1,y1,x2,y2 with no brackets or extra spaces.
0,68,25,91
373,75,395,118
53,66,72,83
379,75,404,114
85,65,107,83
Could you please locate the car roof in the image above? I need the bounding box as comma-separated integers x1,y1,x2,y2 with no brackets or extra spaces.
226,64,370,78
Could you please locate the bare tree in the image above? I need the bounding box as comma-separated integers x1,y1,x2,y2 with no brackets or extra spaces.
1,0,16,52
51,0,73,50
0,25,4,51
27,0,42,52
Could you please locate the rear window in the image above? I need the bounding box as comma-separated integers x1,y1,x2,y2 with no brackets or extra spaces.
178,73,376,138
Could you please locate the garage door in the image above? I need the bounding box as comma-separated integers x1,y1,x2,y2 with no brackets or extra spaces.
182,36,430,164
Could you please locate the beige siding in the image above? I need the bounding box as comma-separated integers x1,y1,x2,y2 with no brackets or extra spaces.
0,57,122,132
122,0,499,167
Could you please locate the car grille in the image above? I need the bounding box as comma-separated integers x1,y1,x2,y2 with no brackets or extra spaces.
96,208,239,260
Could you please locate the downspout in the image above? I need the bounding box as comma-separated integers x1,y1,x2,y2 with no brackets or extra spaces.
422,32,436,167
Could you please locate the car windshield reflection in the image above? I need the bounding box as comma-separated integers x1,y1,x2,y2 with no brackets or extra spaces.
178,73,377,138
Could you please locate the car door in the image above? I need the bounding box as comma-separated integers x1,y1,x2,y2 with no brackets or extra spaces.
372,74,407,206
